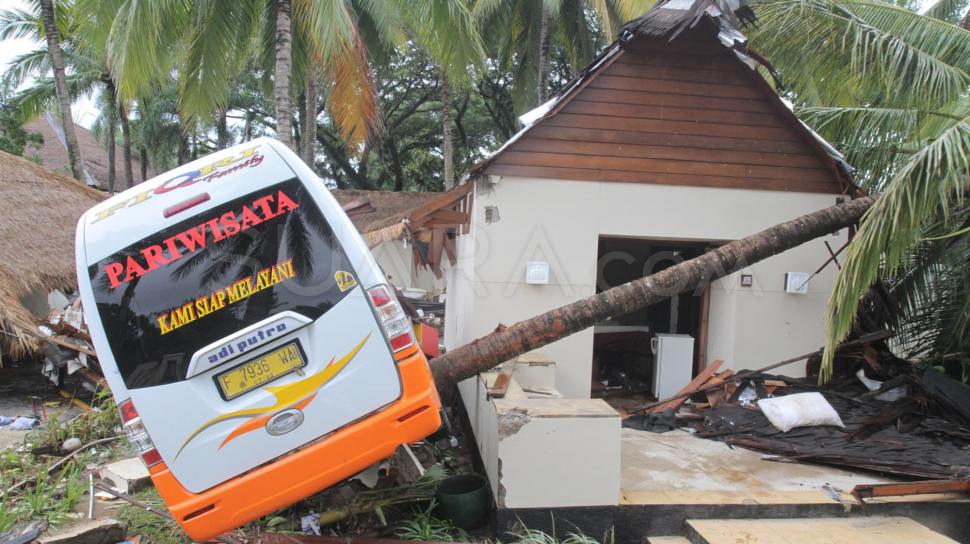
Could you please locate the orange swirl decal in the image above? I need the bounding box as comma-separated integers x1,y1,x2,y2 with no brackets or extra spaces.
175,334,370,458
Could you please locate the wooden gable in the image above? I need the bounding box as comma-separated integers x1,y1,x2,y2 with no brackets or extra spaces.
480,28,851,194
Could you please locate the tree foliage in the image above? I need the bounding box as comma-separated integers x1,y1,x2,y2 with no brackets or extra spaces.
749,0,970,379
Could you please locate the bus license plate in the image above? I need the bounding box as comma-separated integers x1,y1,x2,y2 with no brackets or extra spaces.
215,342,306,400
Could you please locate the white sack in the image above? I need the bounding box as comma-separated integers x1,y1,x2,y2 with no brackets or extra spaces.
757,392,844,433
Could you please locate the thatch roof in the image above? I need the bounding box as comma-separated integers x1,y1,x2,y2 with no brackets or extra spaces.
0,150,105,360
24,112,154,190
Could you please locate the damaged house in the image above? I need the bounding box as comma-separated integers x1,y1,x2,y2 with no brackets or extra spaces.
0,150,104,362
442,2,969,541
332,186,472,296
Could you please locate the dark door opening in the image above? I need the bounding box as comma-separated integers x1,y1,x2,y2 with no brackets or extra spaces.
591,236,710,405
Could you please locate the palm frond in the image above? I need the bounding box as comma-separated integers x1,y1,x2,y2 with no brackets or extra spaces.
404,0,485,87
822,104,970,379
751,0,970,110
105,0,186,101
921,0,970,24
295,0,384,147
2,48,53,90
178,0,260,122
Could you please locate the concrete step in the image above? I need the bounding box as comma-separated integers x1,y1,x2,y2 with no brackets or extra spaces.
686,516,958,544
646,537,691,544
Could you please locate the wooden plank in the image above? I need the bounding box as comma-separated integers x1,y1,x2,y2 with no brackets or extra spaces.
649,359,723,413
589,74,763,99
686,517,958,544
524,125,817,156
488,360,518,398
561,99,787,129
425,209,468,224
513,135,825,170
603,60,752,86
624,39,730,56
621,489,841,506
853,480,970,501
485,164,839,194
612,50,738,73
543,113,801,142
494,151,836,184
577,87,777,115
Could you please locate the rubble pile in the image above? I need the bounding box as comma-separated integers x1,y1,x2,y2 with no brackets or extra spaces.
625,331,970,482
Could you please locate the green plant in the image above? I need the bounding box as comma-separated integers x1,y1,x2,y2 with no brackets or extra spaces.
392,500,468,542
506,519,614,544
115,488,184,544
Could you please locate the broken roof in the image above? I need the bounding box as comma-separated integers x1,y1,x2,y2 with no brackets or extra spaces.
331,189,442,235
0,150,105,360
469,0,855,190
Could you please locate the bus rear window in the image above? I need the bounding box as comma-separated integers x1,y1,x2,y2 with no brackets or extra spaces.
88,178,357,389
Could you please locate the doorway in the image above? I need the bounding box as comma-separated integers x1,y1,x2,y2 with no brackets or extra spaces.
591,236,710,405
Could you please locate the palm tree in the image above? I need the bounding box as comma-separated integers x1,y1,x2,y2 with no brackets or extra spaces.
96,0,396,151
403,0,485,189
39,0,83,181
0,0,86,179
473,0,653,111
746,0,970,378
274,0,294,149
2,0,137,190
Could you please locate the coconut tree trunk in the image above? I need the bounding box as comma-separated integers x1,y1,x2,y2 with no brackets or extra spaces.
104,80,117,193
139,146,148,181
537,2,551,105
303,75,317,165
216,107,229,150
441,74,455,190
40,0,83,181
430,196,876,388
274,0,294,149
119,102,133,188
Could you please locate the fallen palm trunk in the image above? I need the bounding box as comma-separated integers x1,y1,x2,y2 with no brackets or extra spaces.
430,196,875,388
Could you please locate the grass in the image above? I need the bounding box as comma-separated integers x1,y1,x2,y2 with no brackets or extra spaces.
0,388,125,535
29,389,121,450
115,488,187,543
392,500,468,542
506,521,615,544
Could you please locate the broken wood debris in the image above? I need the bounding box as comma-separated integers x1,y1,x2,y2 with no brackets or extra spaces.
625,330,970,481
851,479,970,501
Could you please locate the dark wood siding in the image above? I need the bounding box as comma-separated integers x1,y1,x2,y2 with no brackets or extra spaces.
486,34,845,194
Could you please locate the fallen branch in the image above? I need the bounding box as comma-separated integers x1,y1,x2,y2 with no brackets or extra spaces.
430,196,875,389
2,436,120,498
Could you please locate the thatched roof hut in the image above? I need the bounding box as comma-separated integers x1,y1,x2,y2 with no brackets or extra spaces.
0,150,105,361
331,189,442,246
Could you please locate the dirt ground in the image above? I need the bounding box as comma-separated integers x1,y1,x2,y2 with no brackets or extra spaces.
0,361,83,450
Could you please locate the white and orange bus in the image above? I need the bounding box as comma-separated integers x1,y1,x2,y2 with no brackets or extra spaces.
75,138,441,540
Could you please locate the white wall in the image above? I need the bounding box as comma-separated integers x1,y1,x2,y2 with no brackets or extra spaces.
370,239,446,293
445,177,848,398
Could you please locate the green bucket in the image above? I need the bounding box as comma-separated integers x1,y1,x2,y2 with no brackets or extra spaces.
434,473,489,529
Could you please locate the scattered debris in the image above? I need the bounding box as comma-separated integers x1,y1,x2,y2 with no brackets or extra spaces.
625,330,970,481
36,517,124,544
852,479,970,501
0,417,37,430
99,458,151,495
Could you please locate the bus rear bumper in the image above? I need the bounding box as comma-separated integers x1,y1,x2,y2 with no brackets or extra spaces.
149,351,441,542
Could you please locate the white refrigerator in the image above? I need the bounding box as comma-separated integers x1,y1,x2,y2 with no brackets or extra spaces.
650,333,695,400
